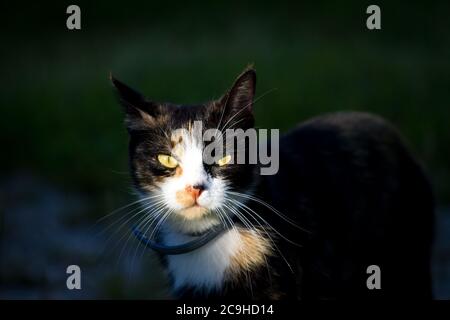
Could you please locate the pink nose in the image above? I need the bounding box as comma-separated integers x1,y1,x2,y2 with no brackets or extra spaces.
185,184,205,199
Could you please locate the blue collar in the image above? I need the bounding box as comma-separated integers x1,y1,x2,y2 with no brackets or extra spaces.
132,225,226,255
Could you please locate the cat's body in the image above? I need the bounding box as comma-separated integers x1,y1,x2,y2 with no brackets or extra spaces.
112,68,434,299
164,112,434,299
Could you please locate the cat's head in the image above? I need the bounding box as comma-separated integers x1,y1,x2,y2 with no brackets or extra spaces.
112,68,258,233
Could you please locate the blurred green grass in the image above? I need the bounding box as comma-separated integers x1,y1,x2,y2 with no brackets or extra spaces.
1,1,450,208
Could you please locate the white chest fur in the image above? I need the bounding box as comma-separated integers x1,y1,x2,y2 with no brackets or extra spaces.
162,228,242,292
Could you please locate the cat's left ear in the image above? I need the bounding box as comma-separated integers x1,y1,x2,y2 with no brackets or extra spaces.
224,67,256,116
110,74,159,131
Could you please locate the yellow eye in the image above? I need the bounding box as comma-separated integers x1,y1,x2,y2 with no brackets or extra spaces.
157,155,178,168
217,155,232,166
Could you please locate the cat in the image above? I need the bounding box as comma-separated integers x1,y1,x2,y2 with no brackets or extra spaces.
111,67,434,299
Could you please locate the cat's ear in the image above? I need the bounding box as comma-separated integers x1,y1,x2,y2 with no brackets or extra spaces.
110,74,158,131
219,67,256,127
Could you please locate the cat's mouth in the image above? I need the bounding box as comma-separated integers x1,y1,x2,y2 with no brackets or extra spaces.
178,204,209,220
166,204,221,235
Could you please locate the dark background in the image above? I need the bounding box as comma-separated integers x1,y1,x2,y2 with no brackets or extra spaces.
1,1,449,299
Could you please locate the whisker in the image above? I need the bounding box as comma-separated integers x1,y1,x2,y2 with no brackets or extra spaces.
214,208,229,229
113,201,168,263
98,203,156,257
224,199,294,274
100,198,166,241
226,196,301,247
138,208,175,262
148,208,173,241
94,194,163,225
131,207,173,273
228,191,310,233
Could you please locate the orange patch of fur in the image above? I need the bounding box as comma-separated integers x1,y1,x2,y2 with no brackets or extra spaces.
226,228,272,280
175,190,196,207
175,166,183,177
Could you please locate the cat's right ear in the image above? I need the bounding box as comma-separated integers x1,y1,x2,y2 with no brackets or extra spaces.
110,74,158,131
